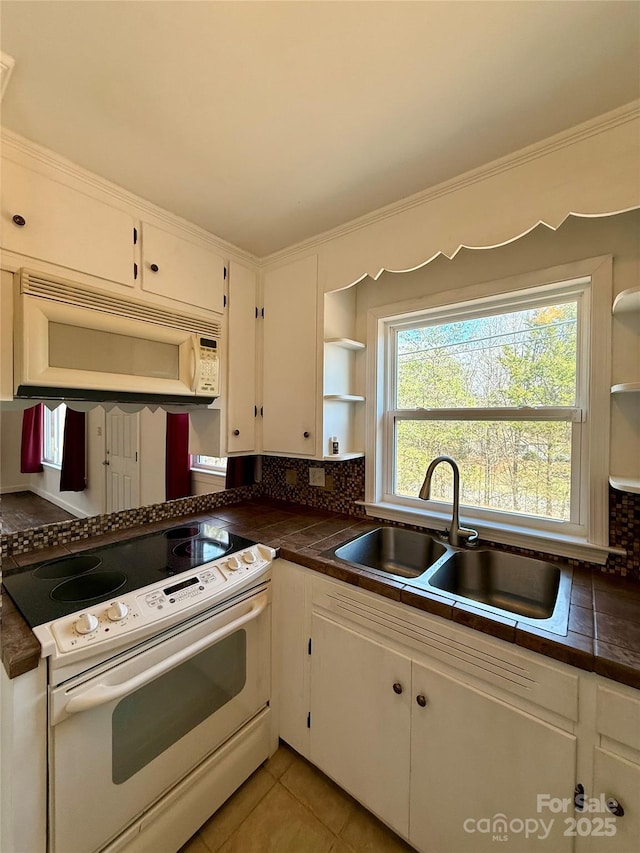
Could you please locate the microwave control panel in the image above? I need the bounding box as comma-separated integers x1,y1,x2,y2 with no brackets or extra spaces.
196,337,220,396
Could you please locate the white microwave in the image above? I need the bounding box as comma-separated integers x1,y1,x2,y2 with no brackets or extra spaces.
13,270,222,404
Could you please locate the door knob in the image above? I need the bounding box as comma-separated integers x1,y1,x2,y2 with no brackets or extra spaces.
392,682,403,695
12,214,26,227
303,431,310,438
233,429,240,436
150,263,159,272
102,460,110,466
416,694,427,707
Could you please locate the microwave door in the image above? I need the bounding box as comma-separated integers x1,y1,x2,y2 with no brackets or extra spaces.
16,295,201,399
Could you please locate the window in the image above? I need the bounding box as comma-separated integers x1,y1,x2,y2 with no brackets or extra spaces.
367,257,613,561
43,404,66,467
192,456,227,473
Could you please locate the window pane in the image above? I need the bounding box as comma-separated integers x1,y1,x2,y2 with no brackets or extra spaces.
395,420,572,520
43,405,66,466
196,456,227,470
396,302,577,409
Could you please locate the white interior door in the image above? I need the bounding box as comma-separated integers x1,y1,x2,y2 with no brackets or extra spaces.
105,409,140,512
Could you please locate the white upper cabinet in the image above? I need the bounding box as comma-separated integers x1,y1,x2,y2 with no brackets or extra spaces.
1,159,135,287
139,222,225,314
262,254,318,456
227,261,257,454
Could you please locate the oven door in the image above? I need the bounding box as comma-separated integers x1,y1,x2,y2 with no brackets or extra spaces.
49,587,270,853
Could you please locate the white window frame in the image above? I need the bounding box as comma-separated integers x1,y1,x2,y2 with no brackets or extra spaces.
42,404,66,468
362,255,616,564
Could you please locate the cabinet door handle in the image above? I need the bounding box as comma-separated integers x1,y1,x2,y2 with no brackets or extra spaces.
606,797,624,817
233,429,240,436
12,214,26,227
150,263,159,272
392,682,403,695
416,694,427,707
303,431,310,438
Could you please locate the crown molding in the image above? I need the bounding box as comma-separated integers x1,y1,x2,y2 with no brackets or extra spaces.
260,100,640,269
0,127,259,267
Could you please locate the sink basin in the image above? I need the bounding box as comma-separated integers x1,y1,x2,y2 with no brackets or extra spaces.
424,549,572,633
330,527,448,579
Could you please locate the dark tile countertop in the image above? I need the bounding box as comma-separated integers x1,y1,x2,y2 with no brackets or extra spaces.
2,499,640,689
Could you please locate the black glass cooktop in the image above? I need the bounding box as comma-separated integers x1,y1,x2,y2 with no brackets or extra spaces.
2,522,257,629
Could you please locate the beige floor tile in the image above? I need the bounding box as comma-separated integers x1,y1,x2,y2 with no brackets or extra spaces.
199,767,276,852
281,757,355,835
263,741,298,780
219,783,336,853
340,805,415,852
178,831,210,853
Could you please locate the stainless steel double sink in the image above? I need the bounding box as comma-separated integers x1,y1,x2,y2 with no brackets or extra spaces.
328,526,572,635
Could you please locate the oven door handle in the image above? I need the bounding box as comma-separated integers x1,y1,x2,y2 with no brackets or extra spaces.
64,592,268,716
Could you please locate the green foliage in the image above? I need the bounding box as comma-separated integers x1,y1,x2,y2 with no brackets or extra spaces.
394,302,577,520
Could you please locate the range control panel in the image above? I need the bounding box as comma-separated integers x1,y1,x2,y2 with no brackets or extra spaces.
42,546,271,656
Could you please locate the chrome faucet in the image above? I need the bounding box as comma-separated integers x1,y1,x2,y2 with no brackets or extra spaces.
419,456,478,547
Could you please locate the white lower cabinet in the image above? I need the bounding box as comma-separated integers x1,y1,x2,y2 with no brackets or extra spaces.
410,660,576,853
310,613,412,836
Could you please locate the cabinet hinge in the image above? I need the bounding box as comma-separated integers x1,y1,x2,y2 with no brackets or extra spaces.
307,712,311,729
254,405,258,418
223,294,227,308
224,266,227,280
133,227,138,245
133,262,138,280
260,406,263,417
135,451,138,462
261,306,265,318
255,306,259,319
308,638,312,655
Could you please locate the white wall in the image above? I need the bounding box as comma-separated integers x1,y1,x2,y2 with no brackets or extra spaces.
139,408,166,507
0,409,30,493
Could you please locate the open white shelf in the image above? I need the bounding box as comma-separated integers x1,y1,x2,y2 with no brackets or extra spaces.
323,394,365,402
609,476,640,495
611,382,640,394
321,452,365,461
324,337,366,351
613,286,640,315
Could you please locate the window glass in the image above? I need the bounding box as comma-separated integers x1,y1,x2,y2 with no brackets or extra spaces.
43,405,66,466
193,456,227,472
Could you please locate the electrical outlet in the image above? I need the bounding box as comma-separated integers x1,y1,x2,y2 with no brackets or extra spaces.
309,467,325,487
285,469,297,486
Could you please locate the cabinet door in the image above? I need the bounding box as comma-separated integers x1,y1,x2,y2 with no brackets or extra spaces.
310,613,411,837
262,255,317,455
227,261,257,453
576,749,640,853
140,222,225,313
410,660,577,853
1,159,135,287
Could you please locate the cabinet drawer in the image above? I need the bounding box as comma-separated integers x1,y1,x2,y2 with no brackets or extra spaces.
312,575,579,722
596,685,640,753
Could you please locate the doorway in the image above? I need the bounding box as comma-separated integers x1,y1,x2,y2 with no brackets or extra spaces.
105,409,140,513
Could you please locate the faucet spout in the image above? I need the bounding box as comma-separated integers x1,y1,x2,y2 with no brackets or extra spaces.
418,455,478,548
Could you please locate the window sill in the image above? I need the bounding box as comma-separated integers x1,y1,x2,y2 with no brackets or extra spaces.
357,501,624,565
42,461,62,472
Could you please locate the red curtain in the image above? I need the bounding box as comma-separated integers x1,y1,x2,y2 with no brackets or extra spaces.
225,456,256,489
60,408,87,491
166,412,191,500
20,403,44,473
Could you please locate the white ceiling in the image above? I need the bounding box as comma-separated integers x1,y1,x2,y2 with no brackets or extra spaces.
1,1,639,257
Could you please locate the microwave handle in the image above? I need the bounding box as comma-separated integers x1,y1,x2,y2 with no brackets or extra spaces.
190,337,201,392
64,592,268,716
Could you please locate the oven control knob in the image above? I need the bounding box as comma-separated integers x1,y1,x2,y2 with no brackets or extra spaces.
75,612,99,634
243,550,257,563
226,556,240,571
106,601,129,622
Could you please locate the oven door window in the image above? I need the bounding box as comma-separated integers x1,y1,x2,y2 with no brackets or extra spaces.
112,629,246,783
